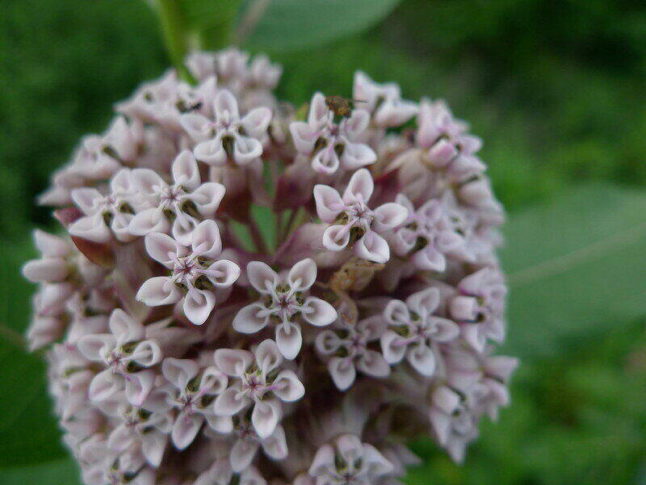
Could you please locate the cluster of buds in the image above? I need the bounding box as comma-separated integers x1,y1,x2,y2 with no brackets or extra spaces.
23,48,517,485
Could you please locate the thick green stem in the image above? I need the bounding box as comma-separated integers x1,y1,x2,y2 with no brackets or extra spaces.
154,0,196,83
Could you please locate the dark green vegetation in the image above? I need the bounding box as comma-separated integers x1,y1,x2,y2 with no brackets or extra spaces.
0,1,644,483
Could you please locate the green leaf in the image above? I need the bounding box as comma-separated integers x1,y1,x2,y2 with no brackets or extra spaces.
0,458,80,485
181,0,242,48
243,0,402,51
0,241,67,467
501,184,646,359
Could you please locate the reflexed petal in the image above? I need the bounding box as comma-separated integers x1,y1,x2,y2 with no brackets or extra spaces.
247,261,279,293
233,135,263,165
413,246,446,272
343,168,373,203
341,142,376,170
193,138,227,166
261,425,288,460
190,182,226,215
191,219,222,258
354,231,390,263
214,388,250,416
380,330,407,364
287,258,317,291
311,147,340,175
301,297,336,327
356,350,390,378
242,106,272,138
214,89,240,122
231,438,260,472
289,121,316,153
315,330,342,355
205,259,240,287
69,214,111,243
233,303,270,334
71,188,103,214
328,357,356,391
406,344,436,376
432,317,460,342
136,277,182,306
322,224,350,251
383,299,410,326
171,150,201,189
171,409,203,450
255,338,283,374
309,443,335,477
130,340,162,367
89,369,121,402
373,202,409,230
214,348,254,376
162,358,199,389
129,208,168,236
109,308,144,342
141,431,168,467
179,113,211,141
182,289,216,325
251,398,281,439
33,230,70,257
272,370,304,402
406,287,440,316
308,93,329,126
313,185,344,223
144,232,178,266
77,334,114,362
131,168,165,195
275,322,302,360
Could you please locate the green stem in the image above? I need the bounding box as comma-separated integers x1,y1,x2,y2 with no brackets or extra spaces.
154,0,196,83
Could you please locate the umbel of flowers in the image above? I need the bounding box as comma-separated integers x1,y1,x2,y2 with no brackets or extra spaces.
23,48,517,485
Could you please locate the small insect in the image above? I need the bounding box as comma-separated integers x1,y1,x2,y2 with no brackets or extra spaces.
325,95,366,118
329,257,385,293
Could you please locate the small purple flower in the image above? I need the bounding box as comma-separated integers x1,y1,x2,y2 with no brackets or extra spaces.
313,168,408,263
214,340,305,439
181,89,272,167
380,287,459,376
353,71,418,128
129,150,226,243
392,194,466,271
233,258,337,359
145,357,230,450
136,219,240,325
77,309,161,405
316,310,390,391
69,168,142,243
308,434,393,485
290,93,376,174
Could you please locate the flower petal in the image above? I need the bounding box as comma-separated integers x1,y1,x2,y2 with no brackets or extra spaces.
275,323,302,360
247,261,278,294
287,258,317,291
136,277,182,307
214,348,254,377
354,231,390,263
328,357,356,391
313,185,344,223
182,289,216,325
233,303,269,334
343,168,373,203
251,399,281,439
272,370,305,402
380,330,407,364
144,232,178,266
171,409,203,450
301,297,337,327
406,343,436,376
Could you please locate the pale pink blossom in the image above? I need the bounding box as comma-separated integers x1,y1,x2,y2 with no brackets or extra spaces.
353,71,418,128
380,287,459,376
214,340,304,439
314,169,408,263
233,259,337,359
136,220,240,325
290,93,376,174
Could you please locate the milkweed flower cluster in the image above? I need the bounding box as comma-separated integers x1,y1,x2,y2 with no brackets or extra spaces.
23,48,517,485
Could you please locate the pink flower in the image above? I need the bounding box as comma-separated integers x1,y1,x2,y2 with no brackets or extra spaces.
314,168,408,263
380,287,459,376
308,434,393,485
136,220,240,325
316,311,390,391
290,93,376,174
69,168,141,243
181,89,272,167
146,357,230,450
353,71,418,128
214,340,305,439
77,309,162,405
233,259,337,359
129,150,226,243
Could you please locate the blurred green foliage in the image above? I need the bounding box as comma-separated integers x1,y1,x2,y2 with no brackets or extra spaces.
0,0,644,484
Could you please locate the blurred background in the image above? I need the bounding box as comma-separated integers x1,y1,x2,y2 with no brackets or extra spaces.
0,0,644,484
